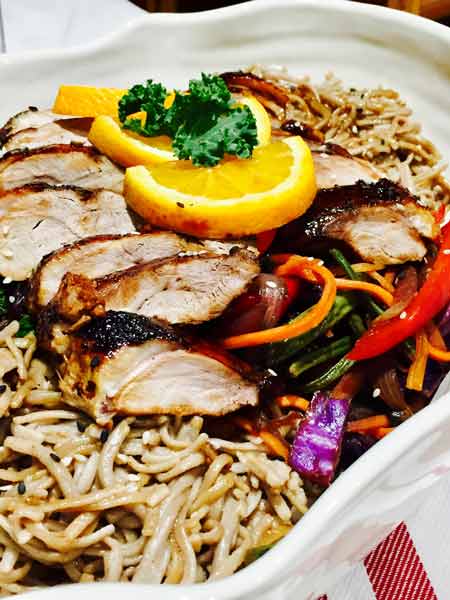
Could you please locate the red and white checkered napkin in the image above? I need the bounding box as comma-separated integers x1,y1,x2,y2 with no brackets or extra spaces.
317,471,450,599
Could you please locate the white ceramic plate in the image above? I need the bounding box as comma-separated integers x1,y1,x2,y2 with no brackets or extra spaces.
1,1,450,598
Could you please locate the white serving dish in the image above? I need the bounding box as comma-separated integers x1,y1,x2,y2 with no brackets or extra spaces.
1,0,450,598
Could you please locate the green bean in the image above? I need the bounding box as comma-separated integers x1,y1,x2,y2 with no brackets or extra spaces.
266,294,357,366
301,356,355,393
330,248,359,280
348,313,366,338
330,248,383,316
289,336,352,378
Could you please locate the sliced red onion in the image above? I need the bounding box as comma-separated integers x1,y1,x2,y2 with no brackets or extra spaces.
289,392,350,487
226,274,289,336
376,266,417,322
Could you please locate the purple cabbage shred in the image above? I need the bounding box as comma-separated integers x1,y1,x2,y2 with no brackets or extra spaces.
289,391,350,487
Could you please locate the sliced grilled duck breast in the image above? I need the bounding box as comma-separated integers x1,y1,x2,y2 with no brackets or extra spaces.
31,231,254,309
59,311,259,424
51,251,260,324
0,184,135,281
0,109,90,153
0,144,123,192
312,150,380,189
273,179,437,265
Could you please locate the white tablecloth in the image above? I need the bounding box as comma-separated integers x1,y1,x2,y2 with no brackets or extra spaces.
1,2,449,597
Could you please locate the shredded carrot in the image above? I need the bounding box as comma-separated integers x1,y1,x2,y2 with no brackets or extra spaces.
383,270,396,287
427,344,450,362
426,322,447,351
222,255,336,349
370,427,395,439
234,416,290,461
334,278,394,306
406,329,429,391
275,395,310,412
368,270,395,293
346,414,390,433
351,262,386,273
259,431,290,461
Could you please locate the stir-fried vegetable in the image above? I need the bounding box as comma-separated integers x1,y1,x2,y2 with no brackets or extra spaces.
372,364,412,421
301,356,355,393
347,414,390,433
289,391,350,486
224,274,299,337
335,278,393,306
349,223,450,361
266,294,357,366
289,336,352,378
222,255,336,349
330,248,384,316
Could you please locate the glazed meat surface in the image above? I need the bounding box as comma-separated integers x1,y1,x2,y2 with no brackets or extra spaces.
59,312,259,424
51,251,259,324
0,144,123,193
273,179,437,264
0,184,135,281
30,231,252,309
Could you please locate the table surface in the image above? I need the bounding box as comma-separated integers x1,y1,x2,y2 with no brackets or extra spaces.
0,1,449,598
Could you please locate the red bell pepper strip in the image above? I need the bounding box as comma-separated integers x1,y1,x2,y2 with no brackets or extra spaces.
256,229,277,254
432,204,446,226
348,223,450,361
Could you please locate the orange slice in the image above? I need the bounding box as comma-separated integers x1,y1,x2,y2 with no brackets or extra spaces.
123,136,316,239
53,85,126,117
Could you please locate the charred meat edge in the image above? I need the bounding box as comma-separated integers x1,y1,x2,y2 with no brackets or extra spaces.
73,310,265,387
273,178,433,251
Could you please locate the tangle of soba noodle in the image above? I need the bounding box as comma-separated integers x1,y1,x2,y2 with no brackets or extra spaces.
0,321,307,592
251,66,450,208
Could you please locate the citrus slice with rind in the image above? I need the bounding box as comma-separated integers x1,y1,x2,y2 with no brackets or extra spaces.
53,85,126,117
88,116,175,166
123,136,316,239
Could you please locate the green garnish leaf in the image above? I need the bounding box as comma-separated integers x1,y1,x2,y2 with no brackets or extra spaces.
118,73,258,166
17,314,34,337
173,107,257,167
118,80,168,137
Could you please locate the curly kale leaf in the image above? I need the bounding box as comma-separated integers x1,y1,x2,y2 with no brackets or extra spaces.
173,106,258,167
118,80,168,137
118,73,258,166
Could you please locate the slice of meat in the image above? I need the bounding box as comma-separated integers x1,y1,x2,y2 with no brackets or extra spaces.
273,179,437,265
31,231,255,309
0,109,90,153
0,144,123,193
0,184,135,281
312,151,380,189
58,311,259,424
51,251,260,324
